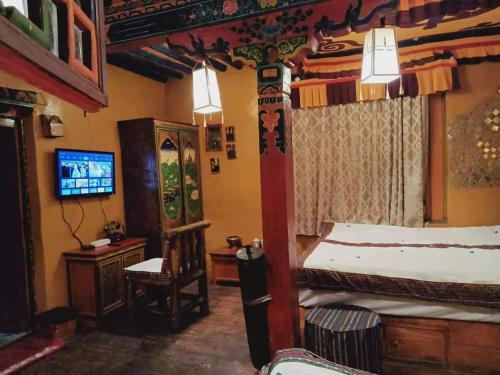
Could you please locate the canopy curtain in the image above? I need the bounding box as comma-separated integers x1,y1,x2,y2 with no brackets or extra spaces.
293,96,428,235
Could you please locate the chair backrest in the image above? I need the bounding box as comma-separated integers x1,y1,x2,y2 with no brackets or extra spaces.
161,220,211,279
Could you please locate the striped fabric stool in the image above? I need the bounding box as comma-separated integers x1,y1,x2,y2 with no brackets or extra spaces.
305,304,382,374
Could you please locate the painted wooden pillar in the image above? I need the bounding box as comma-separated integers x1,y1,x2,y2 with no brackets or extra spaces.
257,53,300,352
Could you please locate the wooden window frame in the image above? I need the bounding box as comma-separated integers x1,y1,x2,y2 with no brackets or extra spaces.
425,93,446,223
55,0,99,84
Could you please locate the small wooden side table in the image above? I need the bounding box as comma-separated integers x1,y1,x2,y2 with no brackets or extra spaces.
63,238,147,326
209,246,239,284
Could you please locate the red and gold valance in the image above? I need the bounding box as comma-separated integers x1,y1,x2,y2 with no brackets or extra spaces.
291,33,500,109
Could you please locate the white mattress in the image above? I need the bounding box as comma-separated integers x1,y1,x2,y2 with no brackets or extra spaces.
303,242,500,285
299,289,500,323
327,223,500,247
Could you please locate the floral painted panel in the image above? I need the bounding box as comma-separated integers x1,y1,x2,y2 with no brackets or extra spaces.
160,137,182,224
183,141,202,222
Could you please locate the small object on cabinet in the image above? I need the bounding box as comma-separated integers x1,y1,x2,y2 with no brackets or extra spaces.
205,124,222,151
226,144,236,160
225,126,235,142
210,158,220,174
41,115,64,137
104,219,126,243
226,235,242,249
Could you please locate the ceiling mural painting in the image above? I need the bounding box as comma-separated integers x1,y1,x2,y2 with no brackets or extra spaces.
104,0,500,82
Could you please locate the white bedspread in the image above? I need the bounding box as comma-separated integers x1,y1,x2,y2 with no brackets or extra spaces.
327,223,500,247
303,242,500,285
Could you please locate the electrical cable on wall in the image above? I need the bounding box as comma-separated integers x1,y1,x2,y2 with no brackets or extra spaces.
99,196,109,226
60,199,94,250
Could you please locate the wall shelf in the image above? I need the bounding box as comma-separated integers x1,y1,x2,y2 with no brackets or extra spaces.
0,3,107,112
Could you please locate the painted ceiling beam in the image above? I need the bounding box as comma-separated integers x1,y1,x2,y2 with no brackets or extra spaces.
105,0,328,47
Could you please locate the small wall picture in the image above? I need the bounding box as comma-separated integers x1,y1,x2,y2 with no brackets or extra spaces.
226,144,237,160
210,158,220,174
225,126,235,142
206,124,222,151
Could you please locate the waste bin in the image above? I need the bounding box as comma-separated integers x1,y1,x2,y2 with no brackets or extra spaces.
237,244,271,370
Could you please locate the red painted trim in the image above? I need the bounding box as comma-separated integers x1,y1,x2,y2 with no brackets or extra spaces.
0,43,101,112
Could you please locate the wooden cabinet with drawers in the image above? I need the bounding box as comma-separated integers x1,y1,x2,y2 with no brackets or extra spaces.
64,238,146,326
209,247,239,284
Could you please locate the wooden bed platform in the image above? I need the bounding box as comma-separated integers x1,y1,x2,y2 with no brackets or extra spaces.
299,306,500,374
296,230,500,374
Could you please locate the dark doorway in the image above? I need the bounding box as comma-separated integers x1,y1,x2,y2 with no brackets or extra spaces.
0,116,32,332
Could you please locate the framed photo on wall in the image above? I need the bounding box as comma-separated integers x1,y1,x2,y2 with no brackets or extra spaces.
225,126,235,142
210,158,220,174
226,144,236,160
205,124,222,152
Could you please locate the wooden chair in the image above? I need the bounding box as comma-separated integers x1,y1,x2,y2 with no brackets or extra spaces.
124,220,211,332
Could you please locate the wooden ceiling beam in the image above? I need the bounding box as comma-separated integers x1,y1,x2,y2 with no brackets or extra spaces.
126,50,184,79
107,53,172,82
132,48,192,74
150,44,198,68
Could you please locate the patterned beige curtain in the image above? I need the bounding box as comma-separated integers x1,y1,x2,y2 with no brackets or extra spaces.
293,96,428,235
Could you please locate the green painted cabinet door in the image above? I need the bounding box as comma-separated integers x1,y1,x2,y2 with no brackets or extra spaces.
180,130,203,224
157,129,184,230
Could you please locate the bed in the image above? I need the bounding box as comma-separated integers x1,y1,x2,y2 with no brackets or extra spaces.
298,222,500,310
297,222,500,372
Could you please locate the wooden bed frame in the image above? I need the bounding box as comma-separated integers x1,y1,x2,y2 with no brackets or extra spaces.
296,234,500,374
299,306,500,374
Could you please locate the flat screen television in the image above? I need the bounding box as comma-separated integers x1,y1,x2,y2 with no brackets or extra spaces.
55,148,115,199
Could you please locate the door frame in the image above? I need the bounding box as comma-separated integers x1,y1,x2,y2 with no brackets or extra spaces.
0,114,36,330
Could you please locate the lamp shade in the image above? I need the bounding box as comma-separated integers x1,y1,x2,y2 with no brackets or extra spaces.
361,28,400,84
192,62,222,114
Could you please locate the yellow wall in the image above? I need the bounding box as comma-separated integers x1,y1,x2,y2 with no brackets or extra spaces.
0,65,166,311
445,63,500,226
2,59,497,311
164,67,263,254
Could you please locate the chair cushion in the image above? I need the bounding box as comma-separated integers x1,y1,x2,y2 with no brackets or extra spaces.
124,258,170,279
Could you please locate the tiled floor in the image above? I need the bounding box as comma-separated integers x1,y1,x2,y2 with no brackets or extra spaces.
21,284,256,375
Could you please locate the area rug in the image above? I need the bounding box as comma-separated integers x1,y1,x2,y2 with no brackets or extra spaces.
0,332,29,349
0,335,65,374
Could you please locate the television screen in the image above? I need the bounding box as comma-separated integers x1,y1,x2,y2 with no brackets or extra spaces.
55,148,115,198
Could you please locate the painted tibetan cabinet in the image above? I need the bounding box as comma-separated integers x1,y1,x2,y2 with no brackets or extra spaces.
118,118,203,258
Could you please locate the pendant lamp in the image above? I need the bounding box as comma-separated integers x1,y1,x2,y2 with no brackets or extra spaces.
361,28,401,84
192,61,222,115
